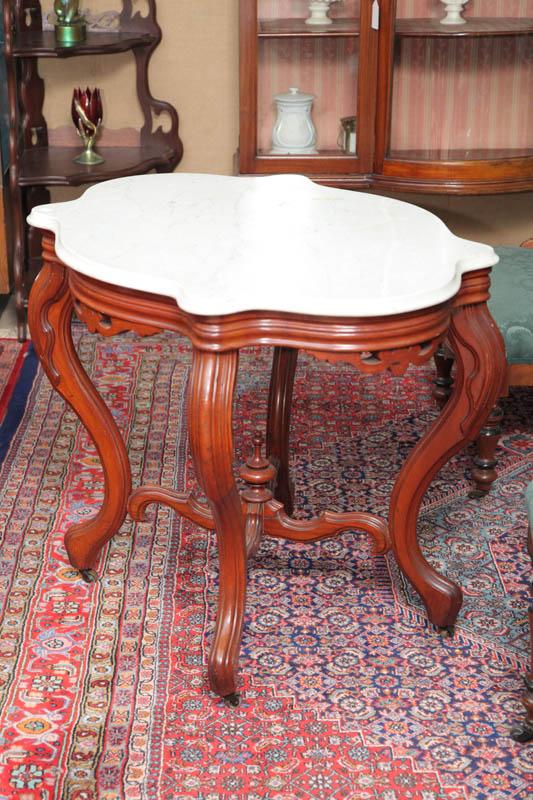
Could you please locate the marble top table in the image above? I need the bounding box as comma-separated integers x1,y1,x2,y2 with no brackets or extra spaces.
28,173,505,704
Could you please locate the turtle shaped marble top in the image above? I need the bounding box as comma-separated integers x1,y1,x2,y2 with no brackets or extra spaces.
28,173,497,318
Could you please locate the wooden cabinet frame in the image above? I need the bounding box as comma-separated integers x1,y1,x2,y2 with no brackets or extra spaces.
239,0,378,186
239,0,533,195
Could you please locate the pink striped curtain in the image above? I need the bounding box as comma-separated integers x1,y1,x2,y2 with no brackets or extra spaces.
258,2,360,152
391,0,533,157
256,2,533,158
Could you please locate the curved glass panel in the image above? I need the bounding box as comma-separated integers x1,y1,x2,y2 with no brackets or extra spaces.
257,1,360,158
389,0,533,161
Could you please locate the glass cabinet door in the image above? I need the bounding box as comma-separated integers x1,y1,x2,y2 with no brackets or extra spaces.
384,0,533,176
240,1,376,178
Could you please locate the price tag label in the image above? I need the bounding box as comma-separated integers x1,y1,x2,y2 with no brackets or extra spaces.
372,0,380,30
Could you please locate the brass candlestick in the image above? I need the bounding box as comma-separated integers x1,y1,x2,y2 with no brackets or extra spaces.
54,0,86,46
71,88,104,166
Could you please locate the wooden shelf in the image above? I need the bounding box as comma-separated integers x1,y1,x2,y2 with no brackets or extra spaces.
257,149,357,158
257,17,533,39
12,30,155,58
388,147,533,162
396,17,533,38
258,19,359,38
18,145,176,187
4,0,183,340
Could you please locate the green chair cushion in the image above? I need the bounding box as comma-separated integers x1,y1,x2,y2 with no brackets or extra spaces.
490,246,533,365
526,481,533,527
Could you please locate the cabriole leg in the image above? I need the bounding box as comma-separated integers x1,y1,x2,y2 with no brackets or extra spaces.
27,240,131,575
188,348,246,702
390,302,506,630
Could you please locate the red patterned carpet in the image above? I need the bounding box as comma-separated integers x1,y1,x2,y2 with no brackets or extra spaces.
0,329,531,799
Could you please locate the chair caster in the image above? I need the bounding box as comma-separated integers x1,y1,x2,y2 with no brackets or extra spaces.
223,693,240,708
438,624,455,638
509,722,533,743
79,568,99,583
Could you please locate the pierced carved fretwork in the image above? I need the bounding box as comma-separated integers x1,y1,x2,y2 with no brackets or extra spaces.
73,299,160,338
306,337,443,376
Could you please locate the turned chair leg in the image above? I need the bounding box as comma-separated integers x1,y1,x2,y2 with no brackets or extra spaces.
432,343,504,498
469,403,504,499
432,343,455,408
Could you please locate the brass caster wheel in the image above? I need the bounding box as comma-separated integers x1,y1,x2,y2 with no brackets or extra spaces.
79,568,99,584
223,693,240,708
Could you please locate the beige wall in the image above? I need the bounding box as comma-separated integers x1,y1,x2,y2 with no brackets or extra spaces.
44,1,533,245
42,0,240,173
375,191,533,247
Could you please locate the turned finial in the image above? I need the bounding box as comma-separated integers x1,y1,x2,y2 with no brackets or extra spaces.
240,432,277,503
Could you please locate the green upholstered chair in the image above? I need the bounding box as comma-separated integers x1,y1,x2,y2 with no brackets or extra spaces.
491,243,533,378
510,482,533,742
490,248,533,742
434,240,533,497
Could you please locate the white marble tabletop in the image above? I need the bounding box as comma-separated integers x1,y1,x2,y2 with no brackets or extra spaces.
28,173,497,318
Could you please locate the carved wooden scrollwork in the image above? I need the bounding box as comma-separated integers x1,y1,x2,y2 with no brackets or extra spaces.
129,486,215,530
120,0,183,167
306,336,443,376
73,298,160,338
128,484,391,555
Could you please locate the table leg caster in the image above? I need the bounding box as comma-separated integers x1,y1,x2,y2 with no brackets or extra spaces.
509,722,533,743
223,693,240,708
438,624,455,638
468,488,488,500
79,568,99,583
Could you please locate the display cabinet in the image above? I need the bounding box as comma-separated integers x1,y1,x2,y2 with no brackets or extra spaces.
4,0,183,340
239,1,533,194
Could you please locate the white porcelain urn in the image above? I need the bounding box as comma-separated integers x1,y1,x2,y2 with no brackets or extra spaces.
439,1,469,25
271,87,318,155
305,0,340,26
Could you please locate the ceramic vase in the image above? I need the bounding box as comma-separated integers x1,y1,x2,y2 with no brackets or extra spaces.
439,1,469,25
71,87,104,165
305,0,339,26
271,88,317,155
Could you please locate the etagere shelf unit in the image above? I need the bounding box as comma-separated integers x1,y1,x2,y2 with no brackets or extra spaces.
4,0,183,340
239,1,533,195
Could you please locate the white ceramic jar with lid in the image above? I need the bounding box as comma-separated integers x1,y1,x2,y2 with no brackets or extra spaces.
271,88,318,155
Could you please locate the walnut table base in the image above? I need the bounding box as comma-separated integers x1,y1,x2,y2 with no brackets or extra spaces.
29,235,505,702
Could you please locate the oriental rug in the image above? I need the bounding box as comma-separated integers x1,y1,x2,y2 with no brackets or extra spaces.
0,328,531,800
